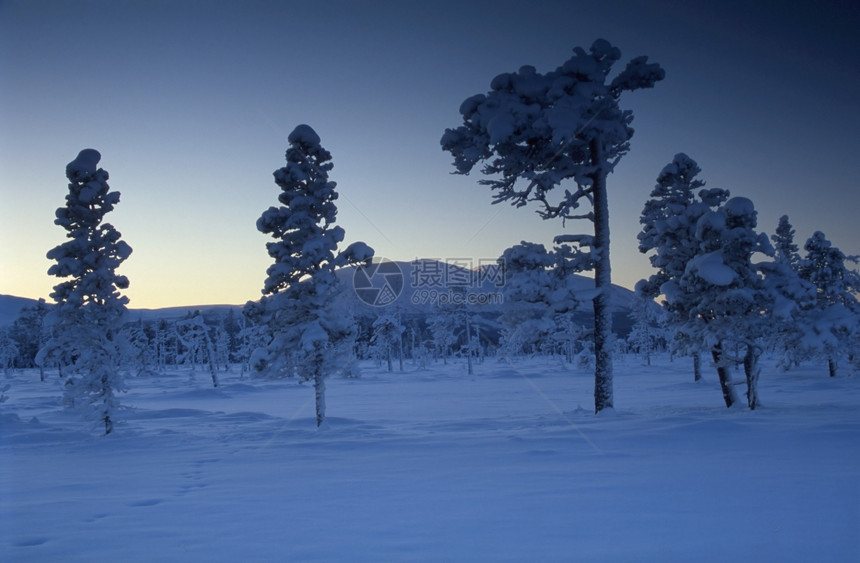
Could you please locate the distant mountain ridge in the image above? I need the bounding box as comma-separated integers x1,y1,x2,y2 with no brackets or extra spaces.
0,295,243,328
0,295,40,327
0,260,638,327
339,259,637,313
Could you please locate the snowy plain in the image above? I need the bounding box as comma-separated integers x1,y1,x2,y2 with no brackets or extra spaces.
1,354,858,562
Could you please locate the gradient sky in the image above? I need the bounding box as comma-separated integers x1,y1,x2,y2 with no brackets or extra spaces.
2,0,858,309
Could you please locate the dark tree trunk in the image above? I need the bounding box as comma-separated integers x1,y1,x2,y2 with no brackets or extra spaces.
202,327,219,388
398,322,404,373
314,371,326,427
828,357,837,378
743,345,760,410
591,147,613,414
101,371,114,435
712,342,737,408
466,314,473,376
693,352,702,382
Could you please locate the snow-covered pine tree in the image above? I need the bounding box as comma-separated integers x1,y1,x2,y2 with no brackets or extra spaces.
176,314,220,387
223,308,242,364
757,215,816,370
154,319,171,371
442,39,664,413
427,308,458,364
245,124,373,427
626,294,663,366
10,298,50,377
37,149,133,434
0,328,19,376
797,231,860,377
665,197,780,409
772,215,801,269
370,310,404,373
498,242,556,357
238,314,268,376
637,153,729,382
121,318,158,377
213,322,231,372
544,312,583,364
446,287,481,375
172,312,204,373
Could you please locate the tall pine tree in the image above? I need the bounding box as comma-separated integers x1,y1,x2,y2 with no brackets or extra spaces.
442,39,664,413
38,149,132,434
637,153,728,382
245,125,373,426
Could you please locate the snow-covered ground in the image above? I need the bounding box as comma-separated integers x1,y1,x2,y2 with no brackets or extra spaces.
2,355,858,561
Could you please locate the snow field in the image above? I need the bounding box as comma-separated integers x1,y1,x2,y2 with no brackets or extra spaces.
2,355,858,561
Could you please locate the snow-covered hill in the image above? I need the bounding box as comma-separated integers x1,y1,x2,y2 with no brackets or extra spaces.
338,258,637,313
1,260,638,327
0,295,39,327
123,304,243,325
0,295,242,328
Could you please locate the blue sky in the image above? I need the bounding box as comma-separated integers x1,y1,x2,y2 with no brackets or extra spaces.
2,0,858,308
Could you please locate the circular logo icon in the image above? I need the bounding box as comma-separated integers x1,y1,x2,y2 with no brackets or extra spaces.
353,258,404,306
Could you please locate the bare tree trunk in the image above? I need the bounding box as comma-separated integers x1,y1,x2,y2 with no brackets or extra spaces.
712,342,737,408
693,352,702,382
398,312,404,373
314,371,326,427
202,326,219,388
744,344,760,410
591,151,613,414
466,314,473,375
101,371,114,435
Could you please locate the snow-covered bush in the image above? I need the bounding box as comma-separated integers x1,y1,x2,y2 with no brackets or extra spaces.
9,298,50,374
497,241,586,362
498,242,556,357
0,328,19,376
120,320,158,377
